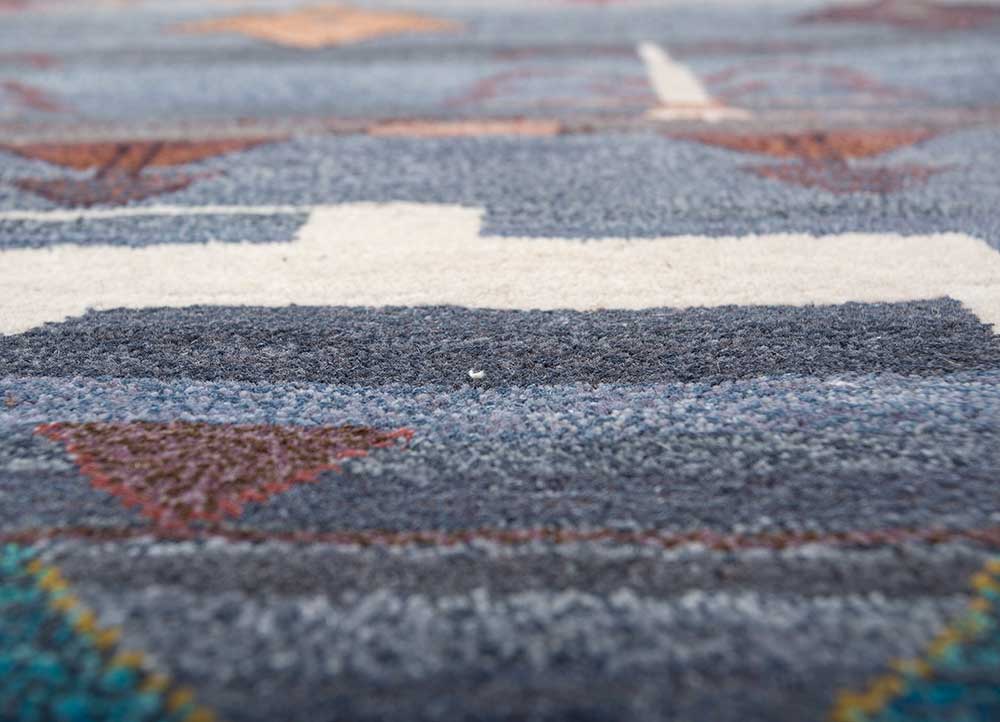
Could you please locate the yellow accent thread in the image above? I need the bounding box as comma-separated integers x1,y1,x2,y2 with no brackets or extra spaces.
927,637,957,660
971,597,992,613
926,625,961,652
22,555,222,722
857,681,894,712
141,672,171,694
111,650,146,669
840,687,885,717
73,609,97,635
828,557,1000,722
871,675,903,698
50,593,79,613
168,688,195,712
93,627,122,651
830,692,873,722
971,572,1000,594
184,708,218,722
38,568,67,592
872,690,895,709
888,658,928,677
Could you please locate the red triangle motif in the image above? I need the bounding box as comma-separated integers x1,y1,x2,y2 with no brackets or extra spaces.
744,161,947,194
672,129,934,161
800,0,1000,30
673,129,945,194
14,174,203,207
1,138,270,172
4,138,272,206
37,421,413,531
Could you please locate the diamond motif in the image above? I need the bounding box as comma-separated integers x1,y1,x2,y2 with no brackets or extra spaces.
177,4,461,48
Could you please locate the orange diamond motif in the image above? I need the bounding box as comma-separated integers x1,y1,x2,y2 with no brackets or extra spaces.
177,4,461,49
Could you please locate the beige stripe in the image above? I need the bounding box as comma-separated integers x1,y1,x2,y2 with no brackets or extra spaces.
368,119,562,138
1,203,998,334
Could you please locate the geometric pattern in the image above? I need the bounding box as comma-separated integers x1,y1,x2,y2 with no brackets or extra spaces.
4,139,270,206
832,558,1000,722
671,130,934,161
176,4,461,48
14,175,203,207
800,1,1000,30
673,130,945,193
3,1,1000,720
0,545,216,722
2,140,270,173
746,162,944,194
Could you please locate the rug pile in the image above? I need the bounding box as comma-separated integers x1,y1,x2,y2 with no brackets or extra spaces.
1,1,1000,720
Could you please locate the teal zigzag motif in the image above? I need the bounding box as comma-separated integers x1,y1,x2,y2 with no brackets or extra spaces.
1,544,215,722
832,558,1000,722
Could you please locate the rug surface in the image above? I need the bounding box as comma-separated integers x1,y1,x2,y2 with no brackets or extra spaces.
2,1,1000,720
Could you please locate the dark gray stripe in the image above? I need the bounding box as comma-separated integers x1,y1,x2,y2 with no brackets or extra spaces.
2,300,997,384
0,212,308,249
43,540,995,601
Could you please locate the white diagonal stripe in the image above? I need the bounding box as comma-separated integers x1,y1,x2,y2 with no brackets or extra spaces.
638,41,750,122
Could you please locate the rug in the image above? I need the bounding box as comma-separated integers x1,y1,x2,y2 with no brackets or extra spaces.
1,1,1000,720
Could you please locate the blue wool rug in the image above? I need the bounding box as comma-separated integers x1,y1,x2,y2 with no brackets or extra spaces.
1,1,1000,721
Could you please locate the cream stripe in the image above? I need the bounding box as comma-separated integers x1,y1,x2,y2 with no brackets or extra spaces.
1,202,998,335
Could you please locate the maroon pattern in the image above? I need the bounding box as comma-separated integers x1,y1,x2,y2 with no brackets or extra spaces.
671,129,935,160
14,174,204,206
37,421,413,531
5,138,271,206
801,0,1000,30
1,79,63,113
674,129,945,193
746,161,946,193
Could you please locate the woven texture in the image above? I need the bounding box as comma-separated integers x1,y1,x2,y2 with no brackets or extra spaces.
2,1,1000,721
